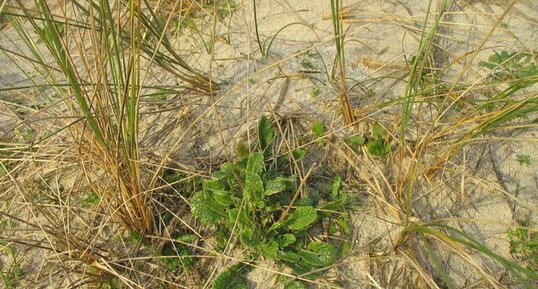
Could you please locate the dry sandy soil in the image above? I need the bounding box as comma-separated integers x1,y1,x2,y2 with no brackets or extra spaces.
0,0,537,288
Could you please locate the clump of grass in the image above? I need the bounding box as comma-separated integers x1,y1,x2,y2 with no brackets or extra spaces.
330,0,354,125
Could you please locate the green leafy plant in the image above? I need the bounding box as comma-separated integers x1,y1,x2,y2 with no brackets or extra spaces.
159,234,197,272
0,246,22,289
507,222,538,271
311,120,326,143
79,191,100,208
366,123,391,157
516,154,531,166
212,263,249,289
310,87,320,98
191,117,355,287
479,51,538,81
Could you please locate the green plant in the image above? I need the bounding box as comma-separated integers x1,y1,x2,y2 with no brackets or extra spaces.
311,120,326,141
516,154,532,166
406,223,538,289
479,50,538,81
507,222,538,271
6,0,155,233
191,117,355,287
159,234,197,272
0,246,22,289
309,87,320,98
365,123,391,157
79,191,100,208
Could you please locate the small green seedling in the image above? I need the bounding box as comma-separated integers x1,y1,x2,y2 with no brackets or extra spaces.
311,120,326,143
516,154,531,166
366,123,391,157
192,117,355,288
79,191,100,208
300,59,316,71
310,87,320,98
507,222,538,270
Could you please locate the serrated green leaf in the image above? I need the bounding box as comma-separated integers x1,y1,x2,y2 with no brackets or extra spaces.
288,261,320,279
311,120,326,138
177,234,197,243
246,152,264,175
267,221,282,233
335,216,351,234
317,199,344,213
287,206,317,231
298,242,337,267
191,190,227,225
212,264,248,289
258,117,274,155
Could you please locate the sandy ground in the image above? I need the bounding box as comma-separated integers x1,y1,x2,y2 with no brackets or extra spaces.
1,0,537,288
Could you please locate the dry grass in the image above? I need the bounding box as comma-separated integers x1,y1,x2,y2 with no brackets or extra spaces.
0,0,537,288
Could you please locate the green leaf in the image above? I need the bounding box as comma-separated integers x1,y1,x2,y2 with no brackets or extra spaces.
317,199,345,214
292,148,305,160
279,234,297,247
298,242,337,267
191,190,227,225
214,191,235,207
265,178,287,195
366,138,391,157
265,175,295,195
345,135,365,146
279,250,301,263
311,120,326,139
287,206,317,231
345,135,366,153
372,123,385,139
240,227,262,248
212,264,248,289
258,117,274,155
335,216,351,234
227,207,252,228
310,87,320,98
244,153,265,202
260,241,279,258
284,281,306,289
203,179,230,195
331,175,341,197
